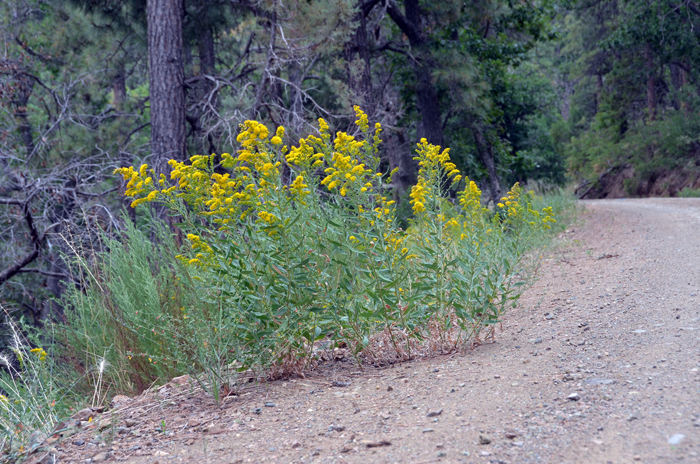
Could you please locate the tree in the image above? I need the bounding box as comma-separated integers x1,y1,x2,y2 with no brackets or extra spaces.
147,0,186,175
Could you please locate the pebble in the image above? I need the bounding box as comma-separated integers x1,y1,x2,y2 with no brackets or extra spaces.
422,428,435,433
254,408,262,414
328,425,345,432
437,451,446,457
668,434,685,445
479,435,491,445
92,452,109,463
72,408,96,421
291,441,301,448
505,431,517,439
124,419,138,427
427,409,443,417
188,419,201,427
264,402,275,407
74,438,85,446
567,393,581,401
387,385,393,392
627,413,638,421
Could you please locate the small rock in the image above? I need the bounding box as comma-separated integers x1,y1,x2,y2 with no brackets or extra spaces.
627,413,638,422
567,393,581,401
264,402,275,407
254,408,262,415
110,394,132,409
479,450,492,456
291,440,301,448
479,435,491,445
188,419,201,428
74,438,85,446
332,380,351,387
186,439,195,446
422,428,434,433
387,385,393,392
461,450,470,456
432,368,439,373
512,441,524,447
437,451,446,457
459,383,466,387
311,449,320,456
328,425,345,432
668,434,685,445
545,313,554,320
427,409,443,417
170,374,189,385
436,443,444,449
72,408,96,421
92,452,109,463
116,427,128,434
505,431,517,439
124,419,138,427
633,455,641,461
411,404,418,409
204,424,226,435
98,419,112,431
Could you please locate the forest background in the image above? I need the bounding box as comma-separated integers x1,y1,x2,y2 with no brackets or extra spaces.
2,0,700,437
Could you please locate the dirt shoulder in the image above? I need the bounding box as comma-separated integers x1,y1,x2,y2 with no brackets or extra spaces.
39,198,700,464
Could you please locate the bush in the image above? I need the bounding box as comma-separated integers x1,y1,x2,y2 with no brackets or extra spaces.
111,107,556,399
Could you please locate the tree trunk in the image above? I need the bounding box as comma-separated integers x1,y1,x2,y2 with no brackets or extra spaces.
344,0,374,114
645,43,656,121
386,0,444,147
112,63,127,111
471,122,501,204
148,0,186,175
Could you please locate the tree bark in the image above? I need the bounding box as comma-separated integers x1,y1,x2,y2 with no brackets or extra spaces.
344,0,374,114
148,0,186,175
386,0,444,147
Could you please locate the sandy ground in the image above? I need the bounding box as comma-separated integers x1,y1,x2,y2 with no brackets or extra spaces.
38,198,700,464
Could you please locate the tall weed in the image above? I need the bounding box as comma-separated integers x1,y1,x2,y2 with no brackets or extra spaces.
112,107,556,394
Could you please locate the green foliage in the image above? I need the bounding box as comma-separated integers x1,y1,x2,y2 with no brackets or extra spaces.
108,111,556,402
59,214,213,394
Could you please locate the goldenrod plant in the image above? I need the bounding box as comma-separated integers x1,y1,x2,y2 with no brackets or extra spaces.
113,107,556,387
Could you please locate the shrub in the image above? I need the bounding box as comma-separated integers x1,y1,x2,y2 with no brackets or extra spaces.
113,107,555,391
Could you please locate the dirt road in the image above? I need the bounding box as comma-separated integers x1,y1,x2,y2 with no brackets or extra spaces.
55,199,700,464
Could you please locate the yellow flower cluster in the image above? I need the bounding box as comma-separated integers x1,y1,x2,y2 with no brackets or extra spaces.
413,139,462,184
498,183,521,217
30,347,47,362
114,164,156,208
321,132,374,196
410,178,428,214
289,175,311,200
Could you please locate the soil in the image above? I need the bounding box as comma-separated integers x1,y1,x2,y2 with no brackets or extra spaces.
578,164,700,199
30,198,700,464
